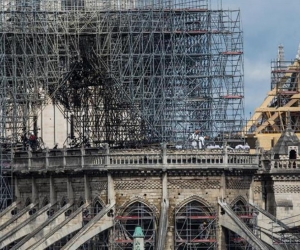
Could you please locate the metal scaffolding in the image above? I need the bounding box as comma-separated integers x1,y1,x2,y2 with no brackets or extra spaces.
174,201,217,249
243,44,300,136
0,0,244,208
113,202,157,249
225,202,256,250
0,0,244,147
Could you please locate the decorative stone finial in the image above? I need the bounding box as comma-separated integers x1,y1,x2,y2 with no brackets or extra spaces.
277,44,284,63
287,111,292,130
133,226,144,238
255,140,260,149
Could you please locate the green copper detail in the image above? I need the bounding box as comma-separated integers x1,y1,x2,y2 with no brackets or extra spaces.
133,226,145,238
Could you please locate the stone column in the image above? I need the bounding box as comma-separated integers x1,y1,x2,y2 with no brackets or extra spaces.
223,141,228,168
63,146,67,168
157,171,169,250
220,172,226,201
14,176,20,202
104,143,110,166
249,176,254,204
107,173,115,205
67,177,74,204
45,147,49,169
84,174,91,203
133,226,145,250
161,142,167,165
50,175,56,205
32,177,38,204
28,148,32,170
81,145,85,168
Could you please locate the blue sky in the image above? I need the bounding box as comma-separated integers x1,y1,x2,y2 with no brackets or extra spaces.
211,0,300,119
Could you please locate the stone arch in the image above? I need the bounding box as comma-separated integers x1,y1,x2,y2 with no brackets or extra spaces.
117,196,159,217
60,196,68,207
92,197,105,208
230,196,249,215
42,196,49,207
289,149,297,159
115,200,157,249
25,197,31,207
173,196,217,249
230,195,248,207
175,195,215,214
77,196,85,207
288,146,298,160
225,196,253,248
92,198,105,215
67,198,109,250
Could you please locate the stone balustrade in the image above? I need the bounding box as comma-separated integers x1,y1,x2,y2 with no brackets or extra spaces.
12,146,259,172
15,145,300,173
271,159,300,170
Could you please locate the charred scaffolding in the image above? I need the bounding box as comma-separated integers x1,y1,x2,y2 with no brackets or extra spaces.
0,0,244,148
0,0,244,208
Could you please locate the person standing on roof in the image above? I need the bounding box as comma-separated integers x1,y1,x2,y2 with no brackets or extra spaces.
21,131,28,150
199,134,205,149
28,132,37,150
190,129,200,149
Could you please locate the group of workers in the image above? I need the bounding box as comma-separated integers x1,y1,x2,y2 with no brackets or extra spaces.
190,129,250,151
20,129,250,152
190,129,206,149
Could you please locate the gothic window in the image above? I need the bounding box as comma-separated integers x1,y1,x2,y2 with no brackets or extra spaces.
226,200,253,249
114,202,156,250
174,200,217,250
289,149,297,160
78,200,84,207
94,200,103,215
25,197,31,207
61,197,68,207
42,197,49,207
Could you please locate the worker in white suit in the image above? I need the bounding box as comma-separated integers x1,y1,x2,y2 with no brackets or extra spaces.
190,130,206,149
199,135,205,149
191,130,200,149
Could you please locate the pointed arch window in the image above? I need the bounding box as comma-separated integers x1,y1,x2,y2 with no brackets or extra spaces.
174,200,217,250
114,202,156,250
94,200,103,215
225,200,254,249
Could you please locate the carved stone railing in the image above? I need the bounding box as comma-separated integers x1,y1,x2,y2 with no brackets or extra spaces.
12,146,259,172
271,159,300,170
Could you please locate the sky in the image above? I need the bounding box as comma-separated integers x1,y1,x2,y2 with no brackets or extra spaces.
211,0,300,119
